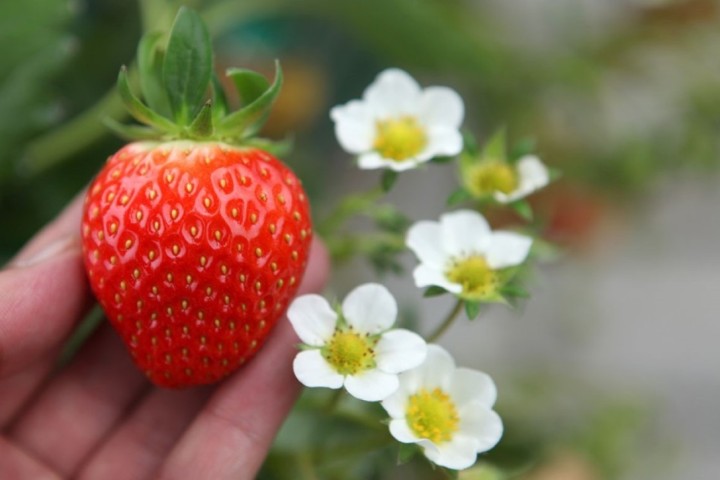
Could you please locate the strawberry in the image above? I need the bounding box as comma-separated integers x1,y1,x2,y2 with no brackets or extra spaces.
79,8,313,387
81,143,311,387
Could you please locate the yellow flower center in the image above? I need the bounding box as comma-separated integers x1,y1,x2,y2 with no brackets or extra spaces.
406,388,460,444
322,329,377,376
445,255,499,300
373,116,428,161
466,162,518,197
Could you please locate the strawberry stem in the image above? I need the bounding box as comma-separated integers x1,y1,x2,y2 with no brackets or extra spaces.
189,99,214,138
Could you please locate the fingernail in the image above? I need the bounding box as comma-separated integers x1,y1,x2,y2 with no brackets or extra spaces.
10,235,80,268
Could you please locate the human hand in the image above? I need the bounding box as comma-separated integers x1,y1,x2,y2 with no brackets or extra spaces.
0,193,329,480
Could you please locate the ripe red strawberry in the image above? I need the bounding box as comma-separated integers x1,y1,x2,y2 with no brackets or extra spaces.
81,143,311,387
79,8,314,387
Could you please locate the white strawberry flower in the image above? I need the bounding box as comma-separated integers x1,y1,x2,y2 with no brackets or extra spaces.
406,210,532,302
494,155,550,204
381,345,503,470
287,283,428,402
462,154,550,204
330,68,464,172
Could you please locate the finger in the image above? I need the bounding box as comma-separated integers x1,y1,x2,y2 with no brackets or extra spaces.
0,193,88,376
0,359,54,427
0,437,60,480
76,387,212,480
0,194,91,424
7,326,150,477
156,238,329,480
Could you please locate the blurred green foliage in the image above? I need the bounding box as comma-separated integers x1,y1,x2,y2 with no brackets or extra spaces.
4,0,720,262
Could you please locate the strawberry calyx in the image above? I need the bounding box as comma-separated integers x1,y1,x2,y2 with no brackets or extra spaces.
106,7,283,147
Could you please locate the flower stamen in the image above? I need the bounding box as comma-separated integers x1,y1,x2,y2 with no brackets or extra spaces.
322,329,377,375
407,387,459,444
466,162,518,196
446,255,499,300
373,116,428,161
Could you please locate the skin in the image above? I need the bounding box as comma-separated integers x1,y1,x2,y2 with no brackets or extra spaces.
0,192,330,480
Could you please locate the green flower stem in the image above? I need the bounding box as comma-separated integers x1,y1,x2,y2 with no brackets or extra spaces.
333,408,386,432
324,232,405,263
326,388,345,411
303,397,385,432
314,436,394,467
316,187,385,237
20,86,126,176
294,452,320,480
426,298,464,343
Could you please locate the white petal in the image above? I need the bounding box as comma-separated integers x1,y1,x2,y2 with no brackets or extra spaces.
293,350,343,389
493,155,550,203
458,406,504,453
419,86,464,128
342,283,397,334
330,100,375,154
424,126,463,158
364,68,421,116
357,151,390,170
413,264,462,293
287,294,337,347
411,344,455,390
384,157,423,172
358,151,419,172
440,210,492,258
485,231,532,269
517,155,550,191
375,329,427,374
388,418,422,443
406,221,446,268
423,434,479,470
345,369,399,401
449,368,497,409
381,389,408,418
492,190,519,204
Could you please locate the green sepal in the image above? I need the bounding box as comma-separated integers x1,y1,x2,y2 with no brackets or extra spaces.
429,155,454,164
548,166,563,182
447,187,472,206
423,286,448,298
371,205,410,234
103,117,164,141
188,100,213,138
511,199,534,221
380,169,399,192
462,130,480,156
162,7,212,125
464,301,482,320
397,443,420,465
137,31,171,117
509,136,536,162
500,283,530,300
443,468,460,479
117,66,177,132
482,127,507,162
496,265,522,285
210,71,229,121
218,61,283,138
227,67,270,107
244,135,294,157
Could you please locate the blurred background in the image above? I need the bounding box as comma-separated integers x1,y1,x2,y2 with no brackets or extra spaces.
1,0,719,478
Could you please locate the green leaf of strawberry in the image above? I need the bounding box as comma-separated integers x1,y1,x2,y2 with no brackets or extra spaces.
162,6,212,125
82,8,312,388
